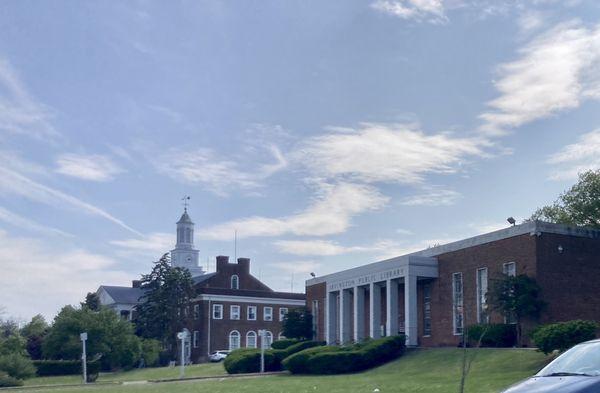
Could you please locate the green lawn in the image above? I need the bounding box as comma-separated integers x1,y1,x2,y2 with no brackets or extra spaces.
23,362,225,386
19,348,549,393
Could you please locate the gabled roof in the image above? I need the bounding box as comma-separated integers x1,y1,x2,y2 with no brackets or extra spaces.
193,272,216,285
99,286,145,305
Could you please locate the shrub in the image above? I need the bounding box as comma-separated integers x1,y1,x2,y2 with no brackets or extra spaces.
532,320,598,354
158,350,172,367
0,353,36,380
141,339,162,367
0,371,23,387
283,335,406,374
33,360,101,377
224,341,326,374
467,324,517,347
271,338,300,350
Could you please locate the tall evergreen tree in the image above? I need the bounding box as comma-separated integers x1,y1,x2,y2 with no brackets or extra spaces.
135,253,196,356
282,307,313,340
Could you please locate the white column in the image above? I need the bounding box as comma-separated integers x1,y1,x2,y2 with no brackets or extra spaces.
339,289,351,344
369,282,381,339
326,291,338,344
404,274,418,346
353,286,365,342
386,279,399,336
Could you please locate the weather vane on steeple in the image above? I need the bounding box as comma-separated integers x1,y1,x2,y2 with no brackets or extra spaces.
182,195,190,212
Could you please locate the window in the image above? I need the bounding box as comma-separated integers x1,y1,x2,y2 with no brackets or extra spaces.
229,330,240,350
247,306,257,320
177,228,183,243
261,331,273,349
278,332,286,340
120,310,131,321
452,272,464,335
193,304,200,320
423,283,432,336
279,307,288,322
230,305,240,320
312,300,319,339
503,262,516,277
193,331,199,348
246,331,257,348
185,228,191,243
264,307,273,321
213,304,223,320
476,268,489,324
231,275,239,290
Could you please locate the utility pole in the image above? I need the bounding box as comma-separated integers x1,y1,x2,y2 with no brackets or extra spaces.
80,332,88,384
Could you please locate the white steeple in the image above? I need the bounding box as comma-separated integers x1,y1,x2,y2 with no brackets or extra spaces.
171,197,204,277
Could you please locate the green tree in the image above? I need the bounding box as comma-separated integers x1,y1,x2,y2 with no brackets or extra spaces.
282,308,313,340
82,292,101,311
487,274,546,346
135,254,196,357
531,170,600,228
42,306,141,370
21,315,48,360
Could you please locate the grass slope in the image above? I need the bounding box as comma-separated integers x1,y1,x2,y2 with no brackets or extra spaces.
20,348,549,393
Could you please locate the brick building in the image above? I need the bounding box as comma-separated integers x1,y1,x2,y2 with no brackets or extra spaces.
98,209,305,363
306,221,600,347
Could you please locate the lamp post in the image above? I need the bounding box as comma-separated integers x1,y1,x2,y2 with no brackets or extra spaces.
177,331,188,379
258,329,266,373
80,332,88,384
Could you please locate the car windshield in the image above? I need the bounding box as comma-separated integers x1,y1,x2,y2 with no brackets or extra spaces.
537,341,600,377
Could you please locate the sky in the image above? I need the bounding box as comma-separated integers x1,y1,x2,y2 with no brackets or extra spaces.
2,0,600,322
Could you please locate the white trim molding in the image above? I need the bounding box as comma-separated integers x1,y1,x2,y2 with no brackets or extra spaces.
195,294,305,306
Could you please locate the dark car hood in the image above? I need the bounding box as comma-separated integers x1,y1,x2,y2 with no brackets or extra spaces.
503,376,600,393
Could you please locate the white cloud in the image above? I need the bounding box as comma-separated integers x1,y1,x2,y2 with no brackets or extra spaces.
199,182,388,240
371,0,447,23
398,187,461,206
274,238,405,257
480,21,600,135
0,58,59,141
110,232,173,258
0,165,142,236
55,153,123,182
396,228,413,235
547,128,600,180
155,145,287,196
270,260,322,275
0,206,73,237
295,123,483,184
0,230,130,320
517,10,545,34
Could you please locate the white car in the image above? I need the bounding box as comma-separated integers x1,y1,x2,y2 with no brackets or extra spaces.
209,350,230,362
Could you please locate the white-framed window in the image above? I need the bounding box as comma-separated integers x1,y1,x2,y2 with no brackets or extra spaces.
246,331,257,348
193,304,200,320
229,330,240,350
423,282,432,337
231,275,239,290
279,307,288,322
193,331,199,348
476,267,489,324
213,304,223,320
230,305,240,320
264,307,273,321
452,272,464,335
247,306,257,321
503,262,516,277
261,330,273,349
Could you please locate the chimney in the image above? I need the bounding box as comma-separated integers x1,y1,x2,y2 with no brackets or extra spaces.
216,255,229,271
237,257,250,273
132,280,141,288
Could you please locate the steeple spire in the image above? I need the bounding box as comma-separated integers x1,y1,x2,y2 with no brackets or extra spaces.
171,197,204,276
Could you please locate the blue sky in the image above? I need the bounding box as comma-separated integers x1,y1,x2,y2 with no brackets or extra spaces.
2,0,600,321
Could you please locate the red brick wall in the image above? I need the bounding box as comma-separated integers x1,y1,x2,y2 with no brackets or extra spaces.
306,282,325,341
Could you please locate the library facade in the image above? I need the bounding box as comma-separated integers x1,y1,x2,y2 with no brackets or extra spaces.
305,221,600,347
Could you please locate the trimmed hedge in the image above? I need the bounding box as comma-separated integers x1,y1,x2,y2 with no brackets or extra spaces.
224,341,326,374
0,371,23,388
33,360,101,377
532,320,598,354
271,339,300,350
467,324,517,347
283,335,406,375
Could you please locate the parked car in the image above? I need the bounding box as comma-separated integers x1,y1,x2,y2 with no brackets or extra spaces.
502,339,600,392
209,350,230,362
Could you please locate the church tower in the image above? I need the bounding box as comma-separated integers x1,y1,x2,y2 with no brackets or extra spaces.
170,203,204,277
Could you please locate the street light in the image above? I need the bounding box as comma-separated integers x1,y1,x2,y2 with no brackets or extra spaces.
176,330,189,379
507,217,516,226
258,329,266,373
80,332,88,384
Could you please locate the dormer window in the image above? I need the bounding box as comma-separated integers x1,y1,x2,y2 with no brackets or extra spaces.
231,275,239,290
